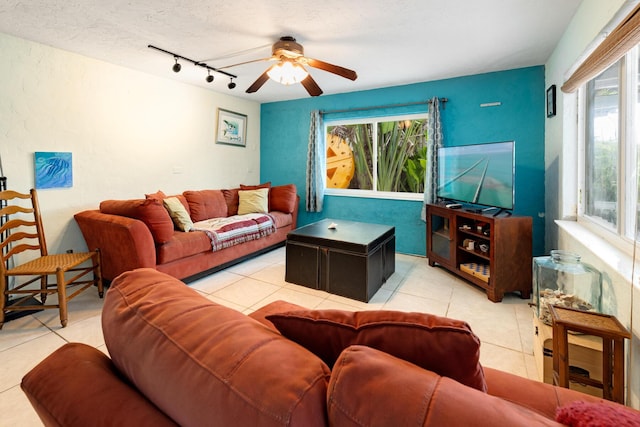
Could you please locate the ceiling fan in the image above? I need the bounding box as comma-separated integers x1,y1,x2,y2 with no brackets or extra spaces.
220,36,358,96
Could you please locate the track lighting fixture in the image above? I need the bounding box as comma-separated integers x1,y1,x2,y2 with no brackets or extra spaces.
148,45,237,89
172,56,181,73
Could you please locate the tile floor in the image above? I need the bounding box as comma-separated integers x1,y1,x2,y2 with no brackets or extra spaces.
0,248,538,426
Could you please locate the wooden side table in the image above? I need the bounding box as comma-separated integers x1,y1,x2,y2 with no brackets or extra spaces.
549,305,631,403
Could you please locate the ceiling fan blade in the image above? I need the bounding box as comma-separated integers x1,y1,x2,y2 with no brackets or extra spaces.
300,74,323,97
246,70,271,93
305,58,357,81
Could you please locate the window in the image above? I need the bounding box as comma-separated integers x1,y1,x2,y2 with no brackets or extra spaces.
325,114,428,199
581,45,640,241
584,60,620,228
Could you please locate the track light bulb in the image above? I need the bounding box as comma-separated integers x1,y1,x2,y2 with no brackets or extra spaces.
172,57,181,73
228,79,236,89
206,71,214,83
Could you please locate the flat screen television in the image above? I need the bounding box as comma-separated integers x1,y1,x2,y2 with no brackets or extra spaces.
437,141,515,210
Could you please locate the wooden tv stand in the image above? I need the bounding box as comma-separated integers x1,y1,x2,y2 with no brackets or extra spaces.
426,203,532,302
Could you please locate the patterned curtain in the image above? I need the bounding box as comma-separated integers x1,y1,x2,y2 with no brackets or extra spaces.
421,97,443,220
306,110,325,212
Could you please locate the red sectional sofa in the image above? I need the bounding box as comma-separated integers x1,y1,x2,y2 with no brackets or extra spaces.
21,268,640,426
74,183,298,282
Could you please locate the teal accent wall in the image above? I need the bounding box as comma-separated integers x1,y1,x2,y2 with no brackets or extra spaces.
261,66,545,256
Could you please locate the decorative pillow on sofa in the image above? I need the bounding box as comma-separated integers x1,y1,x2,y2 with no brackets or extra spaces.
238,188,269,215
183,189,228,221
145,190,191,216
269,184,297,213
555,400,640,426
99,198,174,244
163,197,194,232
145,190,167,200
240,181,271,190
222,188,240,216
267,308,487,392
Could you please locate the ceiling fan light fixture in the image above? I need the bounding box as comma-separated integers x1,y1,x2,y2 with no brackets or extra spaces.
267,61,308,85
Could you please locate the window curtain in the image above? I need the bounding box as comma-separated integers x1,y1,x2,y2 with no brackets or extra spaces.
562,2,640,93
306,110,325,212
421,97,443,220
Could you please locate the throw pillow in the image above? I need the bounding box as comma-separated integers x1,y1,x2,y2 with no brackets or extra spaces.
145,191,191,216
100,198,174,244
163,197,194,232
238,188,269,215
145,190,167,200
183,190,227,221
222,188,240,216
266,308,487,392
269,184,297,213
240,181,271,190
556,401,640,426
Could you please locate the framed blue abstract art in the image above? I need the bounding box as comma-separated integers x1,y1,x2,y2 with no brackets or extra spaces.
34,152,73,189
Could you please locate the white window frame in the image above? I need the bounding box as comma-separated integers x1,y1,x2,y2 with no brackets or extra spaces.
324,112,428,201
577,46,640,254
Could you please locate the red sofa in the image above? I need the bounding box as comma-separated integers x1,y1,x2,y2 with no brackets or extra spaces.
21,268,639,427
74,183,298,282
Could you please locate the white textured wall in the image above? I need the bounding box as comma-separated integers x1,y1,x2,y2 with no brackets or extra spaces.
546,0,640,408
0,32,261,254
544,0,626,249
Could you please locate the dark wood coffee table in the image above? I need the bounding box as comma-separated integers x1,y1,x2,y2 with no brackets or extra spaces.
285,219,395,302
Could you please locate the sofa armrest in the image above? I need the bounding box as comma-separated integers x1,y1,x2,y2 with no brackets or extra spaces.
483,366,605,420
21,343,177,427
74,210,157,281
291,195,299,229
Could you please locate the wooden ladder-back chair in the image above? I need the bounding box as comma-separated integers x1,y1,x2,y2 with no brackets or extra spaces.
0,189,103,329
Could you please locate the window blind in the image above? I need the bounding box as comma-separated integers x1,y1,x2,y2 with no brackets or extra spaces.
562,3,640,93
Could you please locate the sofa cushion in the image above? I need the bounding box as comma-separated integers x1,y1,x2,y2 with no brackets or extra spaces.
238,188,269,214
268,211,293,228
270,184,297,213
328,346,558,427
163,197,194,232
267,308,487,392
103,269,330,427
156,231,212,265
222,188,240,216
183,189,227,221
100,198,174,244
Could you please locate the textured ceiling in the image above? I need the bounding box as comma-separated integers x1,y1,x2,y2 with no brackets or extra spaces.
0,0,582,103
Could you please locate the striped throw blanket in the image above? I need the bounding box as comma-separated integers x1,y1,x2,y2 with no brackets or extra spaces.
192,213,276,252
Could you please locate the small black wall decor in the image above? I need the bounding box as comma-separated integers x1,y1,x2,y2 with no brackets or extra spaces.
546,85,556,118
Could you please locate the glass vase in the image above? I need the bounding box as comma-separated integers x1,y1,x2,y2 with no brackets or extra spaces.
533,250,602,325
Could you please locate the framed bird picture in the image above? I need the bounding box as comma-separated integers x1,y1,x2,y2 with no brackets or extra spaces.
216,108,247,147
